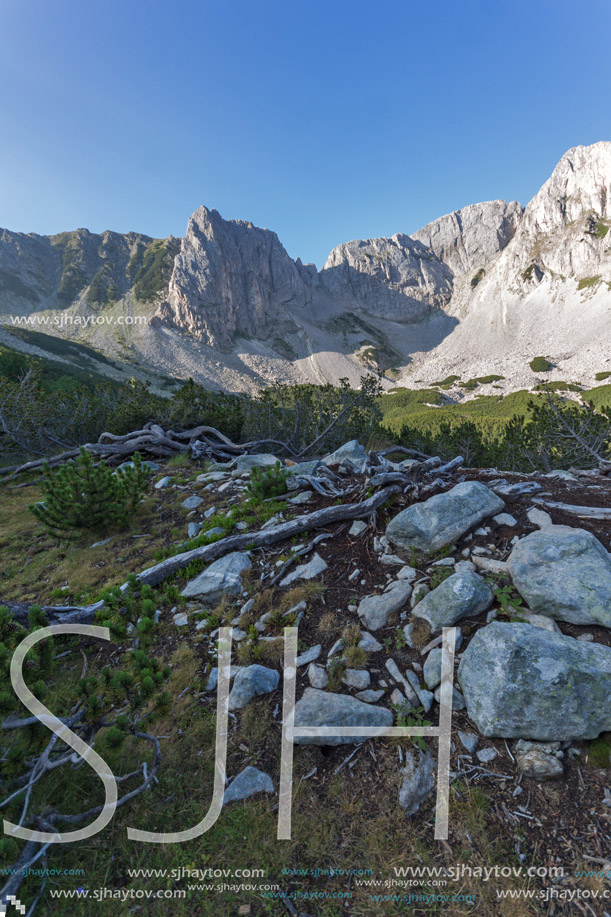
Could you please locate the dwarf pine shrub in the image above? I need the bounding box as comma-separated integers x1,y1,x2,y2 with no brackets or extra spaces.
245,462,289,502
30,449,150,538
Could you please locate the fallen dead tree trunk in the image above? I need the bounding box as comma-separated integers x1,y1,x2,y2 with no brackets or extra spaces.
1,600,105,627
134,484,401,587
532,497,611,520
1,486,401,622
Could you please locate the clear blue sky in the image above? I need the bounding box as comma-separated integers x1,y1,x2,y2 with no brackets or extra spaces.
1,0,610,267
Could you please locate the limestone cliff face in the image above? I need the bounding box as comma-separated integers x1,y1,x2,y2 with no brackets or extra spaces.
452,142,611,317
412,200,523,278
156,207,310,350
319,233,452,321
495,142,611,286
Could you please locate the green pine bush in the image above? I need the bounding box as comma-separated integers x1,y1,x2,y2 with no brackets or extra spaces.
245,462,289,502
30,449,151,539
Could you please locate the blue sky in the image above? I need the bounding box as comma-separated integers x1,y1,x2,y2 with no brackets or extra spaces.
1,0,610,267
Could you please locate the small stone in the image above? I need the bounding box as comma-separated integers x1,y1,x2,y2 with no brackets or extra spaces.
514,740,564,780
235,454,279,471
458,731,479,754
526,507,553,528
155,476,171,489
414,571,493,631
280,553,328,587
328,638,345,659
434,685,465,711
402,623,415,648
223,766,274,805
398,749,435,815
188,522,203,538
380,553,407,566
455,560,476,574
292,687,393,746
296,645,322,666
181,495,204,510
423,649,442,690
349,520,367,536
173,612,189,627
356,689,384,703
289,491,312,505
307,664,328,689
476,747,498,765
358,632,383,652
227,665,280,711
182,552,252,602
357,580,413,631
342,669,371,690
396,565,418,582
494,513,518,527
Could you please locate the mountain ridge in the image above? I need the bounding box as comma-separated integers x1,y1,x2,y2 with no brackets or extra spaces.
1,141,610,394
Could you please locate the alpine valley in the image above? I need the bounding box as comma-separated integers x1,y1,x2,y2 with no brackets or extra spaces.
1,141,610,395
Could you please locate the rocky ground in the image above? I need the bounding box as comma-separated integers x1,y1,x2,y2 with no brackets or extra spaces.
3,441,611,915
144,441,611,912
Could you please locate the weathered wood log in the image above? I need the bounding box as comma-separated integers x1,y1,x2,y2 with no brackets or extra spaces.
367,472,410,487
133,485,402,587
435,455,464,475
1,600,105,627
532,497,611,520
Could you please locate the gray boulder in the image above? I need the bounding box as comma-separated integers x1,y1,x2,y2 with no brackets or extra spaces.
293,688,393,746
458,621,611,740
223,766,274,805
227,665,279,711
236,454,279,471
182,551,251,601
507,525,611,627
398,749,435,815
357,580,413,631
323,440,368,472
285,460,322,476
386,481,504,554
413,571,493,631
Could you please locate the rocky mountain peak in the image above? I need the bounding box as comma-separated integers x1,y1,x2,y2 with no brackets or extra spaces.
157,205,310,351
319,232,453,321
412,200,523,278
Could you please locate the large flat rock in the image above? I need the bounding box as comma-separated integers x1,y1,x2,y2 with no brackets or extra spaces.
386,481,504,554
